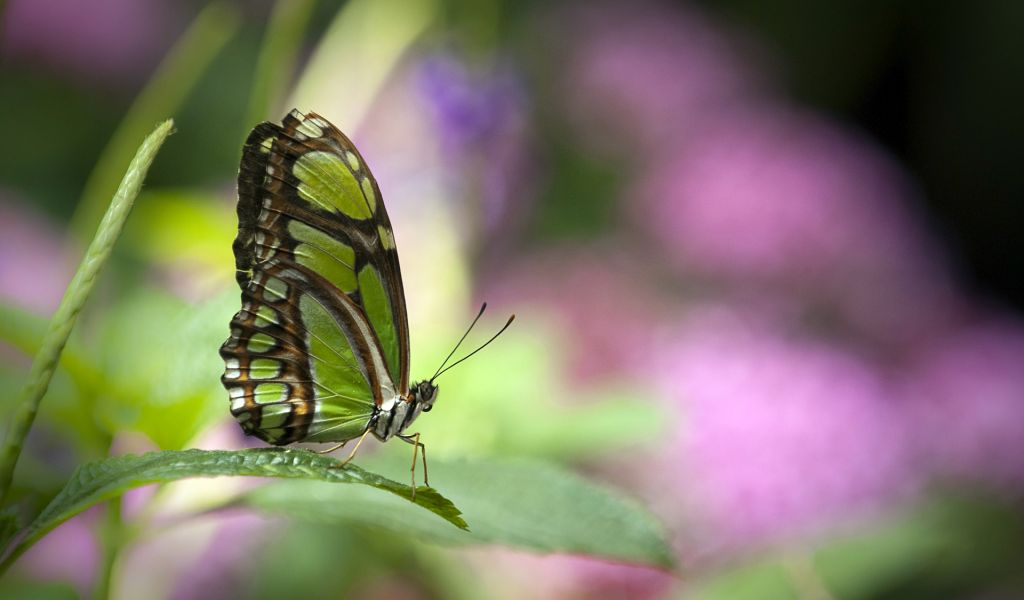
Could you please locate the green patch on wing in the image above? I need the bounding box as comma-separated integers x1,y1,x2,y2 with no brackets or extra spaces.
288,219,357,293
297,293,376,443
299,295,370,404
357,265,400,384
293,151,373,219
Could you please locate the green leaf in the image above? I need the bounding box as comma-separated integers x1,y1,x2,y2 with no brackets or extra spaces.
0,448,464,576
814,494,1024,599
94,290,238,449
244,454,675,568
689,562,798,600
122,189,236,272
0,581,79,600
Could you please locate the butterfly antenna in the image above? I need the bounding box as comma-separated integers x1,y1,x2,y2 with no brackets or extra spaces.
431,312,516,382
431,303,488,381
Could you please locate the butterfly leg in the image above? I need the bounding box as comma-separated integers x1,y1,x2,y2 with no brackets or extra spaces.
327,429,370,469
313,441,347,455
398,433,428,500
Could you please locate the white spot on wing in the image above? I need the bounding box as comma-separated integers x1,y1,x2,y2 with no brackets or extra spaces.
296,119,323,138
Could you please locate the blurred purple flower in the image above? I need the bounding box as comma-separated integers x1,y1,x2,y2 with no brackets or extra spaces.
0,194,77,315
417,55,525,155
904,317,1024,493
1,0,178,86
636,109,962,348
654,310,918,553
18,512,99,595
557,1,762,153
416,54,533,233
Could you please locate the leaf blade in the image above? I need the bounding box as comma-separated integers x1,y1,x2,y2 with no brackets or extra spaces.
0,448,464,574
245,455,676,569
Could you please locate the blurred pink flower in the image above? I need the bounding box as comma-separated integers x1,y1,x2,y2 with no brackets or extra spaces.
481,250,667,384
0,194,77,315
18,512,99,595
1,0,178,86
558,1,762,153
468,548,675,600
655,310,918,554
904,317,1024,492
170,511,268,600
637,109,962,348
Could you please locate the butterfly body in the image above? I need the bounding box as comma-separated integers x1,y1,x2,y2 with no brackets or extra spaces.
220,109,435,450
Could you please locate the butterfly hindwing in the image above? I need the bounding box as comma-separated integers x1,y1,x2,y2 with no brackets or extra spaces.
221,110,411,445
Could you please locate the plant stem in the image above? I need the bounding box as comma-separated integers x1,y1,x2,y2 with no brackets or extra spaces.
0,120,174,505
92,497,123,600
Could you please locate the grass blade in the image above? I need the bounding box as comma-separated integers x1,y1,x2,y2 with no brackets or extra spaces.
0,120,175,504
245,0,320,129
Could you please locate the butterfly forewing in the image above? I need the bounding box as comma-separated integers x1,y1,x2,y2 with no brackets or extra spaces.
221,110,411,445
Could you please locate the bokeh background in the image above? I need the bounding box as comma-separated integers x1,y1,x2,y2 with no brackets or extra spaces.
2,0,1024,598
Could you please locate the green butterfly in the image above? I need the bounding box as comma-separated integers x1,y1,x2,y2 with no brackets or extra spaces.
220,110,510,492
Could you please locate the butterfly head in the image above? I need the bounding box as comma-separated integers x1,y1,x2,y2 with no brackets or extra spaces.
412,380,439,413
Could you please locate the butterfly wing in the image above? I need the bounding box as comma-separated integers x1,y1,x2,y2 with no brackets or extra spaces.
220,110,411,445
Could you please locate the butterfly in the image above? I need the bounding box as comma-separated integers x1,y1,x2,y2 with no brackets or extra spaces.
220,109,511,495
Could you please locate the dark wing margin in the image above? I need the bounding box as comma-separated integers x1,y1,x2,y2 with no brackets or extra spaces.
234,121,283,289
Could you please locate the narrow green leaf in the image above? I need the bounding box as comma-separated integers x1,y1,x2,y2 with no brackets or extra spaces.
246,0,320,129
0,448,464,576
0,120,175,504
245,455,676,568
70,2,239,240
288,0,438,128
0,508,19,557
